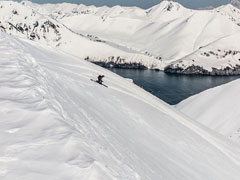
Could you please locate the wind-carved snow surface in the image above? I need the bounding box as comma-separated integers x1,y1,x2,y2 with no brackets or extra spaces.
177,79,240,144
1,32,240,179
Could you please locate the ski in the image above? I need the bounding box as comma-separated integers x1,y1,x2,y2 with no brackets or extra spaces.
91,79,108,88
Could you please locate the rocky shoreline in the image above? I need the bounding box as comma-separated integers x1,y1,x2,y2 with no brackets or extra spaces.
164,65,240,75
91,61,148,70
89,59,240,76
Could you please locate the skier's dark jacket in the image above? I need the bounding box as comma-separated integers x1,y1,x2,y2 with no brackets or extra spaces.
97,75,104,84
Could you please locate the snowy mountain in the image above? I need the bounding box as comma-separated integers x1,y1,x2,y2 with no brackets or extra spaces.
176,79,240,144
1,1,240,74
1,31,240,180
33,0,237,60
164,33,240,75
231,0,240,9
164,4,240,75
214,4,240,26
0,1,161,70
21,0,240,75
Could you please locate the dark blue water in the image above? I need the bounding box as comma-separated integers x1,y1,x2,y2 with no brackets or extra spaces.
108,68,240,105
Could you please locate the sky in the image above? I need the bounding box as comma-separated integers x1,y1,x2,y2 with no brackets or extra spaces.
16,0,232,9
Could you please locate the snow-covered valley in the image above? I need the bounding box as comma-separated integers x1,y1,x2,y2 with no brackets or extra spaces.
1,30,240,179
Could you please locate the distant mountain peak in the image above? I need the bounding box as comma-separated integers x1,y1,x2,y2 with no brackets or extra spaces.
151,0,183,11
145,0,185,19
231,0,240,8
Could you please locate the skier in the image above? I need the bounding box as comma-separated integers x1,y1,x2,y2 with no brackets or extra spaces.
97,75,104,84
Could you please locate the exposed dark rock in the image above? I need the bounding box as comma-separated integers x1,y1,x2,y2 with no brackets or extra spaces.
86,34,105,43
92,61,147,70
166,3,174,11
8,22,19,32
30,32,36,40
84,56,148,69
33,21,39,28
44,20,56,29
17,25,24,32
12,10,18,15
164,64,240,75
202,50,240,58
0,21,5,32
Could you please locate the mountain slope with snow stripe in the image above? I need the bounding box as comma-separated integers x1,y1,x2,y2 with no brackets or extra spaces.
1,32,240,179
176,78,240,144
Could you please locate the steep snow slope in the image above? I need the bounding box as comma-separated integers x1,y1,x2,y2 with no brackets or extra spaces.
0,1,161,69
177,79,240,144
23,0,240,74
1,32,240,179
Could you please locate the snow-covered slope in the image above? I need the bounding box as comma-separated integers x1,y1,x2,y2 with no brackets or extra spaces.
47,1,239,60
214,4,240,26
1,32,240,179
163,4,240,75
164,33,240,75
176,79,240,144
22,0,240,74
0,1,161,70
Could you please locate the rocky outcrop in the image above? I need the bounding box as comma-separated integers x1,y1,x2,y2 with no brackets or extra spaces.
92,61,147,69
164,65,240,75
85,56,149,70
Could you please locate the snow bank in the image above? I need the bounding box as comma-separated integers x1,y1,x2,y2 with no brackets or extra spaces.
177,78,240,143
